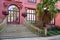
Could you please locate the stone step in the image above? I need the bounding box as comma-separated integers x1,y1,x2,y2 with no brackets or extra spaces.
0,25,39,38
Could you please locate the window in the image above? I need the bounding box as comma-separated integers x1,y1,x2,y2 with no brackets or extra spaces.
27,9,36,23
28,0,36,3
50,18,55,25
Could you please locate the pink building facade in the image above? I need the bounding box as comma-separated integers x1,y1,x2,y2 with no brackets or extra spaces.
0,0,60,26
0,0,40,24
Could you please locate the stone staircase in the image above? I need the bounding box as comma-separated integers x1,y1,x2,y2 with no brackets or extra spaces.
0,24,39,38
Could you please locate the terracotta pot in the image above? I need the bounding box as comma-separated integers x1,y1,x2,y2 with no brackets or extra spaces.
2,11,9,16
22,13,27,18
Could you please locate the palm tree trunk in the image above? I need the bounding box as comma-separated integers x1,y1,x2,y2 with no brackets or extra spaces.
44,27,47,36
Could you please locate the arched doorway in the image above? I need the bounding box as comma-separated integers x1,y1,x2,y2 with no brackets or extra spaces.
7,5,20,24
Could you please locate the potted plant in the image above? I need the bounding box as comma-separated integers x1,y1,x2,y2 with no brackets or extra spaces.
2,9,9,16
22,12,27,18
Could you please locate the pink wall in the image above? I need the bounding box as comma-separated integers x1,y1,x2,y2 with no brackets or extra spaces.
55,1,60,26
0,0,4,18
56,1,60,9
55,13,60,26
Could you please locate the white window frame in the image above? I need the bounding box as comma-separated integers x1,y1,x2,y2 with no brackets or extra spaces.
27,9,36,22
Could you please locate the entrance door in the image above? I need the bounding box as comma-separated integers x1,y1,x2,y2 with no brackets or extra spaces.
7,5,20,24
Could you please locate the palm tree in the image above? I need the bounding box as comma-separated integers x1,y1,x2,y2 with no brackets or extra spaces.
36,0,60,36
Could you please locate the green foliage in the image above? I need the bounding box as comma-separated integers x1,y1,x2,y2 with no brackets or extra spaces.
36,0,60,24
47,26,60,36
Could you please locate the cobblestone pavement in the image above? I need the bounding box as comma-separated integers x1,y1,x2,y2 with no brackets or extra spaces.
0,24,39,39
